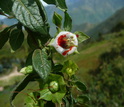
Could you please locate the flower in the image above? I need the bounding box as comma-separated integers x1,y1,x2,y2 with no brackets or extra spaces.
52,31,78,56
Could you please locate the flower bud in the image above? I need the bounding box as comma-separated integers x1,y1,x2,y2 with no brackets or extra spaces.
49,81,59,93
66,68,73,74
20,66,33,74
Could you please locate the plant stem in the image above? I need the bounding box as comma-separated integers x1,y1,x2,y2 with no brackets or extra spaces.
55,103,62,107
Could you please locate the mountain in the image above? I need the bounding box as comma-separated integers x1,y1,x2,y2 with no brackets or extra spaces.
72,23,95,33
0,0,124,32
45,0,124,35
87,7,124,39
45,0,124,25
67,0,124,25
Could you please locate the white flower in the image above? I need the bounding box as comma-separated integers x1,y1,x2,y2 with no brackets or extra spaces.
51,31,78,56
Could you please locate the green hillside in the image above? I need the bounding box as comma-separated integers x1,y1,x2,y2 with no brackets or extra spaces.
73,30,124,82
74,30,124,106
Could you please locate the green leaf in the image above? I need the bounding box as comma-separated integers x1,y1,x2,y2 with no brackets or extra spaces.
74,31,90,43
76,95,90,104
55,0,67,11
25,51,34,66
9,29,24,51
64,11,72,31
0,0,13,15
0,27,11,49
43,0,67,11
39,85,52,101
25,92,41,107
53,64,63,73
43,0,56,4
35,0,48,22
75,81,87,92
27,34,40,50
39,74,66,103
10,74,35,107
12,0,49,35
0,9,4,15
26,27,50,49
32,49,51,80
52,12,62,28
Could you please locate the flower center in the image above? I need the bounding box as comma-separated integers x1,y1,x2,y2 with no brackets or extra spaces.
57,35,76,49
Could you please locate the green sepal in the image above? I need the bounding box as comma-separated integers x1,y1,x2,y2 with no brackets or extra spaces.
52,12,62,28
74,31,90,43
43,0,67,11
64,11,72,31
61,60,78,77
24,92,43,107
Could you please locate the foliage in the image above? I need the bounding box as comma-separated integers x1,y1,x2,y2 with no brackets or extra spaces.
89,40,124,107
0,0,89,107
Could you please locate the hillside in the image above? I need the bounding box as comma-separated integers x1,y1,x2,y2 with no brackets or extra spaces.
0,29,124,107
87,7,124,39
72,23,95,33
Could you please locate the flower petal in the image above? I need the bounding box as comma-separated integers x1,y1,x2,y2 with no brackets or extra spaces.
52,31,78,56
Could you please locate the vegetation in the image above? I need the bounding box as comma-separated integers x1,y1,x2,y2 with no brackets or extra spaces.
0,27,124,107
0,0,89,107
0,0,124,107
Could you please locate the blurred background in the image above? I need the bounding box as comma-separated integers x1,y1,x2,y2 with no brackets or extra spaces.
0,0,124,106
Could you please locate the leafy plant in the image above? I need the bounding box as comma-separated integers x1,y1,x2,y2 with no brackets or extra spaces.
89,42,124,107
0,0,90,107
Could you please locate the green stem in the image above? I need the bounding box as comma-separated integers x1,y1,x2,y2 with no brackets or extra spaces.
55,103,62,107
